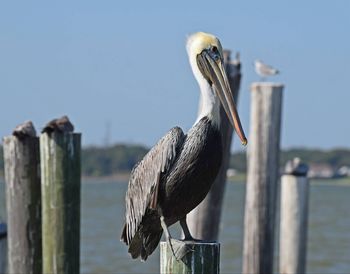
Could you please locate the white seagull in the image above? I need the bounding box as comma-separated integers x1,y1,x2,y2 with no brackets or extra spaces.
254,59,279,81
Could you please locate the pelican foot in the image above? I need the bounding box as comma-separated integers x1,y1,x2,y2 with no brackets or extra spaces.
169,238,194,261
160,216,194,260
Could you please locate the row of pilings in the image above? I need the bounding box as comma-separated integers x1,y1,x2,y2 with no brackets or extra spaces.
0,50,309,274
1,122,81,274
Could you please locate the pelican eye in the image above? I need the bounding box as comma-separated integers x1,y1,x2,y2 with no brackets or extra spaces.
210,46,220,61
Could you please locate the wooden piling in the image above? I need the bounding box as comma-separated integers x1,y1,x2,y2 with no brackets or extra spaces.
40,132,81,274
242,82,284,274
279,169,309,274
160,241,220,274
0,223,7,274
187,50,242,240
3,136,42,274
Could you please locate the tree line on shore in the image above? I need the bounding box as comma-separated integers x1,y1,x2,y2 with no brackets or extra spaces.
0,144,350,178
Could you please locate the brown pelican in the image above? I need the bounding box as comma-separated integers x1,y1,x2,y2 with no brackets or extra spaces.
121,32,247,261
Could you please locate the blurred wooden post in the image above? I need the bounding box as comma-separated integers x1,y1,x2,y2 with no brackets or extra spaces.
3,136,42,274
160,242,220,274
279,167,309,274
187,50,242,240
0,223,7,274
40,132,81,274
242,83,284,274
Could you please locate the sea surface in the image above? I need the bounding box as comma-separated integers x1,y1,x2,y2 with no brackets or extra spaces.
0,179,349,273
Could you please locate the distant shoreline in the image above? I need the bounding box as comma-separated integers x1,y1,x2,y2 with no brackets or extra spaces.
82,173,249,183
1,173,350,185
74,174,350,185
82,173,131,183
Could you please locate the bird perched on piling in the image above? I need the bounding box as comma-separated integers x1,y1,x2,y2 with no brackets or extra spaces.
42,115,74,134
285,157,309,177
12,121,36,139
254,59,279,80
121,32,247,261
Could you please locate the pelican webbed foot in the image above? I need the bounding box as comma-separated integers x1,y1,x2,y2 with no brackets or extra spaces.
160,216,194,261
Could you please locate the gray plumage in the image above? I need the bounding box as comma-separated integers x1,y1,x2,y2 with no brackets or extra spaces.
121,117,222,261
254,59,279,78
12,121,36,139
122,127,185,246
42,115,74,134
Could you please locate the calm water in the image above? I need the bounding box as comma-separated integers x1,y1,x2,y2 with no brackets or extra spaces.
0,179,349,273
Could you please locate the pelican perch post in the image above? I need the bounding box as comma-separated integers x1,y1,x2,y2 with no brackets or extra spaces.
121,32,247,264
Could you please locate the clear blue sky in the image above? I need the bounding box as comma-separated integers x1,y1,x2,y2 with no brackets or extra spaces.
0,1,349,150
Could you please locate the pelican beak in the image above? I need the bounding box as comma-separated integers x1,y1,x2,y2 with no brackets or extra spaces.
197,50,247,146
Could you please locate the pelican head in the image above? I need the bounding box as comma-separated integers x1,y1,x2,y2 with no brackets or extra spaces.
187,32,247,146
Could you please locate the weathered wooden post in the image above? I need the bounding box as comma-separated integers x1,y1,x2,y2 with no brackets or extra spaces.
160,242,220,274
279,158,309,274
3,122,42,274
187,50,242,240
242,82,284,274
0,222,7,274
40,117,81,274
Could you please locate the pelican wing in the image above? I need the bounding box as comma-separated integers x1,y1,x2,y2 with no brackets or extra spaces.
122,127,185,245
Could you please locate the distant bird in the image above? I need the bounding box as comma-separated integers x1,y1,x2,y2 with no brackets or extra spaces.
121,32,247,261
42,115,74,134
285,157,309,176
12,121,36,139
254,59,279,80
